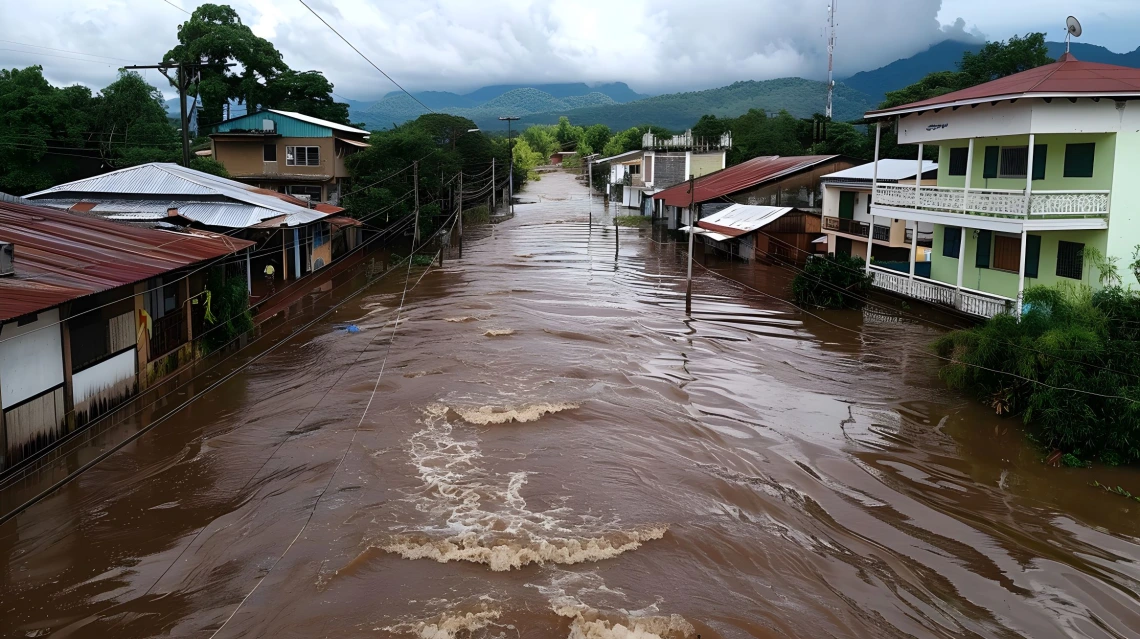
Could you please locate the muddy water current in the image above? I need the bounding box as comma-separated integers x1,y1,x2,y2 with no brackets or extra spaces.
2,171,1140,638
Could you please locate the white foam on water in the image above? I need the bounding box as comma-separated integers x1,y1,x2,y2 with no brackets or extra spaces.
484,328,515,337
382,608,502,639
451,402,579,425
444,316,483,323
556,605,695,639
374,405,665,571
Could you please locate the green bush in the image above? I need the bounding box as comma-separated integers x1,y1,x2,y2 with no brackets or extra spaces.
203,267,253,352
934,284,1140,464
791,254,873,309
463,205,490,225
615,215,649,227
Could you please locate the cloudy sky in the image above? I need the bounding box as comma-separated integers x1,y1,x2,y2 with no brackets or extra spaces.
1,0,1137,100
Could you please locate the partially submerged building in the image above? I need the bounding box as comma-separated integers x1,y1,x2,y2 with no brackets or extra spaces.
0,200,254,470
681,204,822,264
596,130,733,212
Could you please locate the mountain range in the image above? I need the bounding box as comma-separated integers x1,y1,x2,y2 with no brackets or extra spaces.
175,39,1140,133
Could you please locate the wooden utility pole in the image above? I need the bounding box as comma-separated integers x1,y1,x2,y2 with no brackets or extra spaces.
588,157,593,231
413,161,420,247
491,158,496,211
458,172,464,260
685,174,695,316
124,61,234,168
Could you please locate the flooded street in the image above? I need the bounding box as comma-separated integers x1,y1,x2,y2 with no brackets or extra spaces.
2,171,1139,638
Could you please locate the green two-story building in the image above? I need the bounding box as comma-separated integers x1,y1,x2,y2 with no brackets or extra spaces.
862,53,1140,318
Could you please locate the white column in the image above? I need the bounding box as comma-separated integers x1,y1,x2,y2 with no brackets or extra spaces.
956,226,967,309
1024,134,1035,216
915,143,924,208
964,138,974,211
868,121,881,274
1016,228,1028,318
909,222,918,279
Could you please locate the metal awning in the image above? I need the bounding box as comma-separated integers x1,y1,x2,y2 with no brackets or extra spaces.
337,138,371,148
679,226,734,243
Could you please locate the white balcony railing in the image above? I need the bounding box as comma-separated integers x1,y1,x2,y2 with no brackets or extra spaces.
869,265,1014,319
873,184,1109,219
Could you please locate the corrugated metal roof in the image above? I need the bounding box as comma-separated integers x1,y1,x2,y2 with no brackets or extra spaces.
596,150,643,163
0,200,255,321
867,53,1140,117
268,110,370,135
822,160,936,183
696,205,796,237
0,191,33,206
25,163,326,228
213,109,369,137
652,155,840,208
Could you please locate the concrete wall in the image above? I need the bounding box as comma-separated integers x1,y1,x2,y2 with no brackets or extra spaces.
1109,129,1140,288
213,137,338,179
0,309,64,409
690,152,726,178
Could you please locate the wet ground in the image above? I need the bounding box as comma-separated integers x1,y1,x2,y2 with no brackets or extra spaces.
2,171,1139,638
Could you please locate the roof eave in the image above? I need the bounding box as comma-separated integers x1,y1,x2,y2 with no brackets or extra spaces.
865,92,1140,120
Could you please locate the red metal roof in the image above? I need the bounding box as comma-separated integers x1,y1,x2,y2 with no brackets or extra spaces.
652,155,839,208
0,200,255,321
867,53,1140,117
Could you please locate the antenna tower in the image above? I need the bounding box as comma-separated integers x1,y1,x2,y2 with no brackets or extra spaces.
826,0,837,119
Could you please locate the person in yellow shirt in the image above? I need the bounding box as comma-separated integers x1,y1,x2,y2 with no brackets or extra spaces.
264,262,276,296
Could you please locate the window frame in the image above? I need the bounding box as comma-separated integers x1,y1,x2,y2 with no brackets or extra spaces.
1056,240,1085,280
997,145,1029,179
1063,143,1096,178
947,147,968,176
285,145,321,167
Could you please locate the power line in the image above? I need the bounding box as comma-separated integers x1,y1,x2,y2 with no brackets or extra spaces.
296,0,434,115
160,0,192,15
0,40,138,63
0,48,120,67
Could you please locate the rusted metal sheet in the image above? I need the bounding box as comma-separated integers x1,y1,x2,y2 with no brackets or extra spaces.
0,200,255,321
652,156,839,208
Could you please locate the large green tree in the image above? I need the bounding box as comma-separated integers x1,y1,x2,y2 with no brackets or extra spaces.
91,71,180,166
164,3,287,127
262,70,350,124
0,66,94,193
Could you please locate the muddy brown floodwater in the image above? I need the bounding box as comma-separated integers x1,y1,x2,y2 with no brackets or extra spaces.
3,171,1140,639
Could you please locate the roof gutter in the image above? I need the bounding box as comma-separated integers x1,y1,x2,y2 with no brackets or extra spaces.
865,92,1140,120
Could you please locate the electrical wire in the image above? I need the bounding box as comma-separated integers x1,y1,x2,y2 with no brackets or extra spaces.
0,40,138,63
297,0,434,116
160,0,192,15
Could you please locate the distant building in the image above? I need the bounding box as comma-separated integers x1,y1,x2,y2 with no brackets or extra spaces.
0,200,254,470
651,155,862,230
550,151,577,166
209,109,371,205
820,160,937,274
596,130,733,213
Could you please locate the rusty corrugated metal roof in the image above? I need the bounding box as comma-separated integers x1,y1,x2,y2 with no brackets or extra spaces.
652,155,840,208
867,53,1140,117
0,200,255,321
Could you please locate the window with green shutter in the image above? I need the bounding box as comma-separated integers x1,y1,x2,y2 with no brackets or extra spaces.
1025,234,1041,278
1032,145,1047,180
982,146,999,179
975,230,992,268
948,148,968,176
942,226,962,258
1056,241,1084,279
1063,143,1095,178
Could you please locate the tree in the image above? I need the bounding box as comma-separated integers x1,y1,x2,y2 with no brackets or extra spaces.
164,3,287,127
555,116,584,148
582,124,611,155
262,70,349,124
880,33,1052,109
92,71,180,166
512,137,543,178
189,157,230,177
521,125,557,162
0,66,95,194
601,127,642,157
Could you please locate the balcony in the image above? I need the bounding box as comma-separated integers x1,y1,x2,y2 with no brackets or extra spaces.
872,224,891,242
873,184,1110,219
823,216,870,237
869,265,1014,319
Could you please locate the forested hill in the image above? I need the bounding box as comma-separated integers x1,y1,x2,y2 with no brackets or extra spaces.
513,79,873,131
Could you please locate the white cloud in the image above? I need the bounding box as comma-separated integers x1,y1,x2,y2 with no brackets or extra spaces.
0,0,1132,101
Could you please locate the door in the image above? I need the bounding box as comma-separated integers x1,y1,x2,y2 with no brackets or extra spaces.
836,236,853,257
838,191,855,219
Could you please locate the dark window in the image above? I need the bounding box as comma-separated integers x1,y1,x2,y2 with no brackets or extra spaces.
1032,144,1047,180
1064,143,1096,178
998,146,1028,178
288,185,323,201
992,235,1021,272
982,146,1000,179
943,226,962,258
835,236,853,257
976,230,992,268
948,148,968,176
1056,241,1085,279
838,191,855,219
263,144,277,162
1025,234,1042,278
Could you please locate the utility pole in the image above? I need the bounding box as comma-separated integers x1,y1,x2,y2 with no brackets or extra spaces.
458,172,463,260
825,0,837,119
685,175,695,316
588,157,593,231
125,60,234,168
491,158,496,211
413,161,420,247
499,116,519,215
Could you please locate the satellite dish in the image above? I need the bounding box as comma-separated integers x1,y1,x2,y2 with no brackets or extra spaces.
1066,16,1082,53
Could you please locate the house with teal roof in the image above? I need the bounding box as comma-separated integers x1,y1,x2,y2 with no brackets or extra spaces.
210,110,370,205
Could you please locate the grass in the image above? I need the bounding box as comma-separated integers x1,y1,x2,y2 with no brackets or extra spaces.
614,215,650,227
463,205,490,225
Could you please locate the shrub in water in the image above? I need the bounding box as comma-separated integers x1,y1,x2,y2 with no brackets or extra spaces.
934,284,1140,464
791,253,873,309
